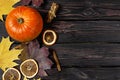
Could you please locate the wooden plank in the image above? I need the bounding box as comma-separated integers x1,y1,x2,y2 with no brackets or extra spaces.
2,21,120,43
50,43,120,67
43,68,120,80
1,67,120,80
53,21,120,43
37,0,120,20
5,0,120,20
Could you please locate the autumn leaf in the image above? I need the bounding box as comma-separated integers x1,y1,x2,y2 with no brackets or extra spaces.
36,78,41,80
15,43,29,61
20,40,53,77
0,37,22,71
23,77,28,80
27,40,53,77
0,0,20,21
20,0,43,7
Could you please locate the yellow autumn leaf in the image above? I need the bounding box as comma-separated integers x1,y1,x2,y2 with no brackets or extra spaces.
23,77,28,80
37,78,41,80
0,0,20,21
0,37,22,71
34,78,41,80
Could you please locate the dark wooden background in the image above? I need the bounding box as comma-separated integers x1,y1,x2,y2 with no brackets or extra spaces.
1,0,120,80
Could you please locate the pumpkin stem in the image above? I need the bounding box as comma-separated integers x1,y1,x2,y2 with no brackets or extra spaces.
18,18,24,24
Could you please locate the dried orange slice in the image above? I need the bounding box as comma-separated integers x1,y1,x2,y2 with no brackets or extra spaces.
2,68,21,80
20,59,38,78
43,29,57,46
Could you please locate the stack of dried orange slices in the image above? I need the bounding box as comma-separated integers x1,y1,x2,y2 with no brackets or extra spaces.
2,59,39,80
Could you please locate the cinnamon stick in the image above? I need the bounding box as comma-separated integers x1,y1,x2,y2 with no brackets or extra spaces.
53,50,61,71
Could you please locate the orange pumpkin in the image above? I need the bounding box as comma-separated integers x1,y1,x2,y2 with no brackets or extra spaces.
5,6,43,42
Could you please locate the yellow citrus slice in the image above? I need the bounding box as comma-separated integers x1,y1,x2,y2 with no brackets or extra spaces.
2,68,21,80
43,29,57,46
20,59,38,78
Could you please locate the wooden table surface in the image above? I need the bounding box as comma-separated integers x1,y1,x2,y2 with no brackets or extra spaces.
1,0,120,80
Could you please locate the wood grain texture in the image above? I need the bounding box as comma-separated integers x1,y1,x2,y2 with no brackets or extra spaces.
43,68,120,80
53,21,120,43
1,0,120,80
3,20,120,43
51,43,120,67
38,0,120,20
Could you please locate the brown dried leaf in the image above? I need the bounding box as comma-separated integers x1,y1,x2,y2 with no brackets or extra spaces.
14,43,29,61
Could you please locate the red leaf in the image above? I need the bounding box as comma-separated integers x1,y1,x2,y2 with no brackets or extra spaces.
21,0,31,5
35,47,49,59
26,40,53,77
32,0,44,7
21,0,44,7
37,57,53,69
38,69,48,77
